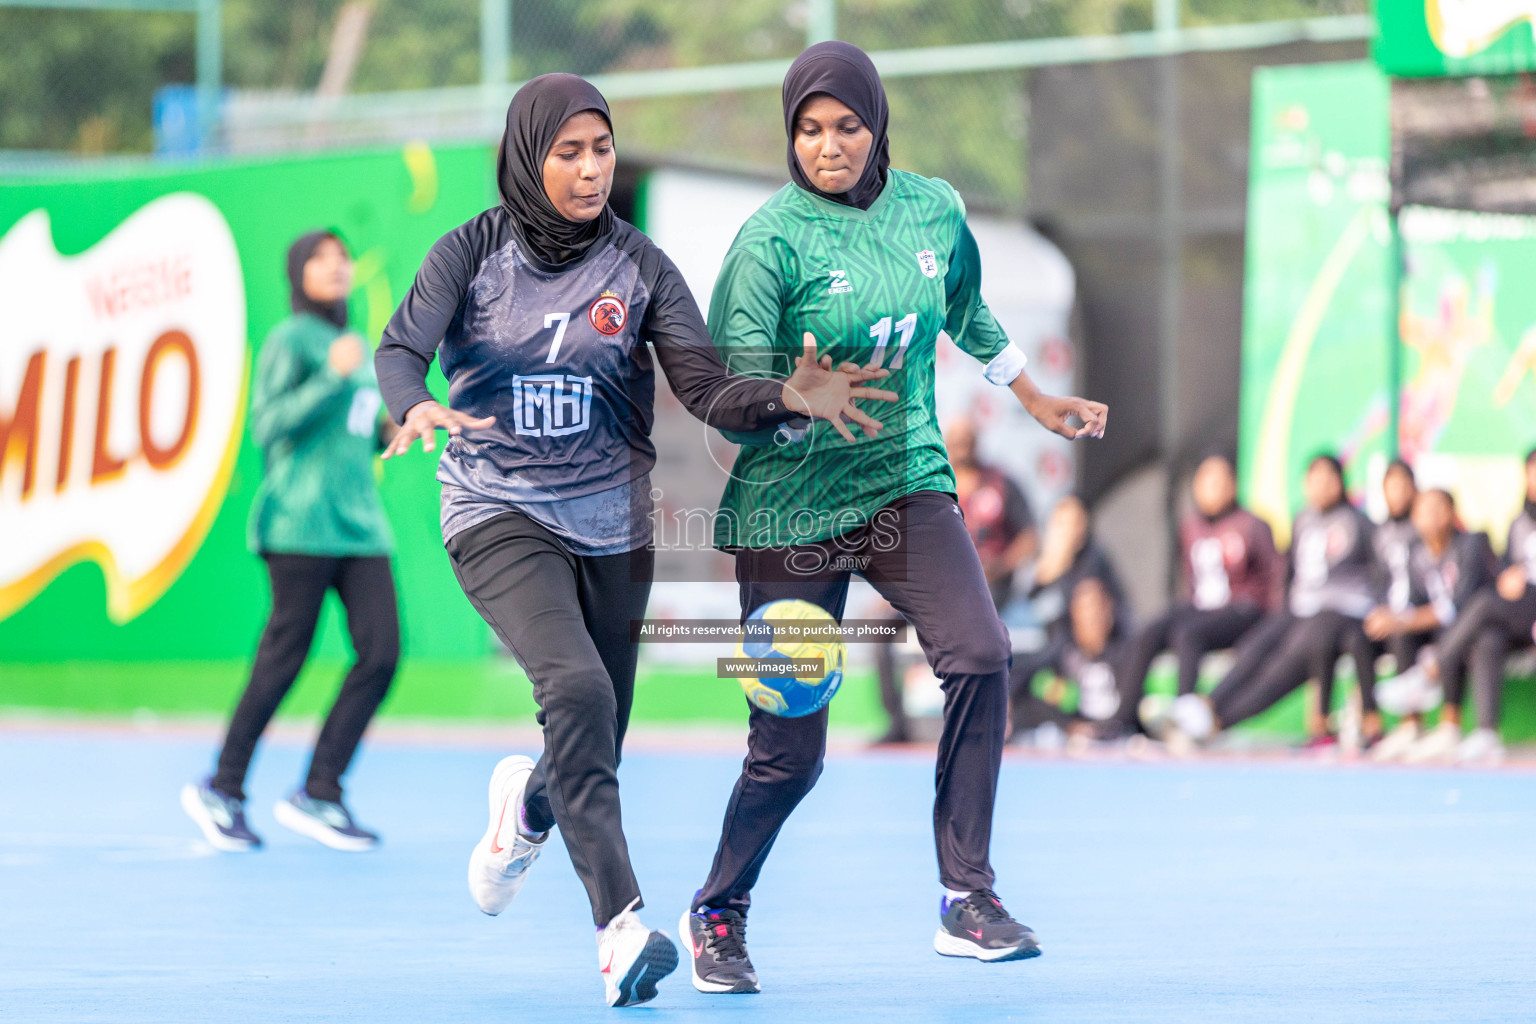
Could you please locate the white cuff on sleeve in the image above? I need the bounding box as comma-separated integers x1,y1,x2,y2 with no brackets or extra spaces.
774,421,811,446
982,343,1028,386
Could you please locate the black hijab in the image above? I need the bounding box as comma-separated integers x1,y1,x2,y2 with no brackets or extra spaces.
286,230,348,329
781,41,890,211
497,73,616,267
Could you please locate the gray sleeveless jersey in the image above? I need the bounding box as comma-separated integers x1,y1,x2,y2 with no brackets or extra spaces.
1287,502,1379,619
376,208,795,554
1374,516,1418,613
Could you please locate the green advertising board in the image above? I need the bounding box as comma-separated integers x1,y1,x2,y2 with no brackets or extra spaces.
1376,0,1536,77
0,144,500,664
1397,204,1536,542
1239,61,1394,546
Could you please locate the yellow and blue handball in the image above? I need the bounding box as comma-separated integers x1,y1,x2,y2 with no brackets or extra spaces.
735,599,846,717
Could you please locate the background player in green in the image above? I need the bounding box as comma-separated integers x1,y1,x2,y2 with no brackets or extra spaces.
681,42,1108,994
181,230,400,854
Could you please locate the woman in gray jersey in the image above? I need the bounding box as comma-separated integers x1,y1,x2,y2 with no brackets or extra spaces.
1166,454,1383,748
1375,459,1420,617
374,74,894,1008
1402,449,1536,763
1367,488,1498,760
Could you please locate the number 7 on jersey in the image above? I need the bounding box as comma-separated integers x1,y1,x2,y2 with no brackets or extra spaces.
544,312,570,363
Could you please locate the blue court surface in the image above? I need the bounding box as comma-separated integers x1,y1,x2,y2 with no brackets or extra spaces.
2,723,1533,1023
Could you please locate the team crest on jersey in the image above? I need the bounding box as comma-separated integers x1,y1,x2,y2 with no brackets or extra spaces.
915,250,938,278
827,268,853,294
588,290,627,335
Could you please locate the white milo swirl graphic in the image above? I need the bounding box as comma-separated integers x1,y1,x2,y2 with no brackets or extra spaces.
0,193,247,622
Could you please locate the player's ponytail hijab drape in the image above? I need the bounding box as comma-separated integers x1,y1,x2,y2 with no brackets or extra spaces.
496,73,616,266
782,41,891,211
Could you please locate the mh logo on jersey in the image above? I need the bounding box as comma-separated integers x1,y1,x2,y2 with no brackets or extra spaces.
588,290,626,336
915,250,938,278
828,269,853,294
511,373,594,437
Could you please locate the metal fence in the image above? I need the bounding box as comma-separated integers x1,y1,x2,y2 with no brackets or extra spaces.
3,0,1369,209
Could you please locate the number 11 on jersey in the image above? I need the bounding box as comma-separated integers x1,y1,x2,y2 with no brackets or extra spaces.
868,313,917,370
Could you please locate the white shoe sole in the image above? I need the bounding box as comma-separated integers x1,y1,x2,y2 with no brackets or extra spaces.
468,755,539,915
606,930,679,1007
180,784,258,853
272,798,376,852
934,927,1042,963
1370,731,1420,762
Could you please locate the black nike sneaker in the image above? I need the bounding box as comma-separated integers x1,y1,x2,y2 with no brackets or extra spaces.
680,906,759,993
934,889,1042,962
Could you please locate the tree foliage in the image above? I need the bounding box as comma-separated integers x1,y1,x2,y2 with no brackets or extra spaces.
0,0,1364,198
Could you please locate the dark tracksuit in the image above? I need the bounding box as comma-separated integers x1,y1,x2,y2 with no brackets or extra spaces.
1122,505,1281,703
1007,541,1129,723
375,209,796,926
694,491,1012,912
214,312,399,805
1012,635,1138,738
1372,515,1431,674
1370,528,1497,694
1206,502,1379,731
1437,504,1536,731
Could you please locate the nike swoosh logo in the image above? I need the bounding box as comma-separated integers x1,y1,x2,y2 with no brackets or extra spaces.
601,952,614,974
966,928,985,941
488,791,512,855
693,938,705,958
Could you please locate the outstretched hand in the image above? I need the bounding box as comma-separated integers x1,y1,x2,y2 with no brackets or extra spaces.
782,332,898,442
381,400,495,459
1031,394,1108,440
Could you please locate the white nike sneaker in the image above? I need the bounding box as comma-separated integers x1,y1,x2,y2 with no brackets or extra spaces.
1404,721,1461,764
1170,693,1216,742
1375,666,1443,716
468,755,547,916
1456,728,1505,766
597,900,678,1007
1370,720,1421,762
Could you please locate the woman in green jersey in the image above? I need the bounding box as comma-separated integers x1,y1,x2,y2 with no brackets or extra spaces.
681,42,1107,992
181,230,400,855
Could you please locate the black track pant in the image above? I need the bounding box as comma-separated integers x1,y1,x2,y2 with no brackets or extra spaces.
695,491,1011,913
214,554,399,804
1123,603,1265,699
1383,631,1433,676
1437,585,1536,730
446,512,652,927
1207,611,1375,730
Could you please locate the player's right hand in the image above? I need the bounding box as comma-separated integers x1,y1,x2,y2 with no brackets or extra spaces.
382,400,496,459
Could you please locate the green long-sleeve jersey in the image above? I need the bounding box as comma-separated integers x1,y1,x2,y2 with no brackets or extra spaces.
708,170,1027,548
247,313,393,557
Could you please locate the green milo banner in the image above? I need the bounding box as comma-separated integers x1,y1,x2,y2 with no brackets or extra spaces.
1238,61,1394,545
1398,205,1536,543
1375,0,1536,77
0,144,500,664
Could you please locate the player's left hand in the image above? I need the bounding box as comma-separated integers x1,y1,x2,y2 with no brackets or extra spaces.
1497,564,1527,602
1025,393,1108,440
1363,607,1397,640
782,332,898,442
